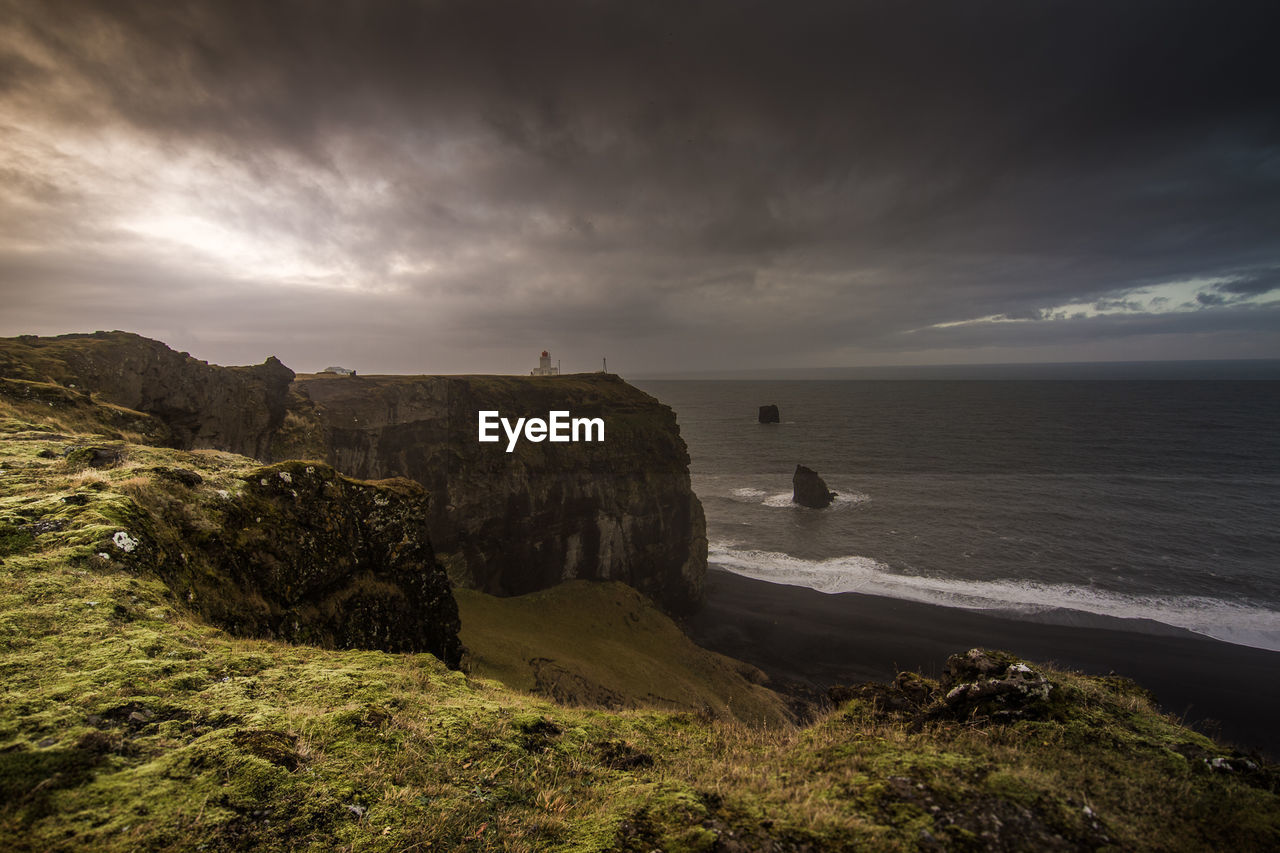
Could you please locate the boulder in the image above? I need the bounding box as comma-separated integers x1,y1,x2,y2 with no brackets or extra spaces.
792,464,836,508
66,445,125,469
758,404,780,423
940,648,1052,720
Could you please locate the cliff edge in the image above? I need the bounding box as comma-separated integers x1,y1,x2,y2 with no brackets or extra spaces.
0,332,707,612
0,331,292,459
276,372,707,613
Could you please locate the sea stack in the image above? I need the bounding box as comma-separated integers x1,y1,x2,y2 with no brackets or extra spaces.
793,464,837,508
759,404,780,423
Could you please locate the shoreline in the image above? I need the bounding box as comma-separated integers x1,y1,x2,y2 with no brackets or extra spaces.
688,567,1280,759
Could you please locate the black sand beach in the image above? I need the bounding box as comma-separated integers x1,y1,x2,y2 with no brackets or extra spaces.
689,568,1280,759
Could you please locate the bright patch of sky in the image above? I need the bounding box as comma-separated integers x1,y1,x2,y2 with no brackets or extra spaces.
0,111,410,292
929,276,1280,329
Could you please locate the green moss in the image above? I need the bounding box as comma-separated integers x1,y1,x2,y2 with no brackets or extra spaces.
456,582,794,728
1,399,1278,851
0,522,34,556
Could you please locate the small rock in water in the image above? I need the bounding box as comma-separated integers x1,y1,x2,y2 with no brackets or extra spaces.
758,404,780,423
792,464,836,508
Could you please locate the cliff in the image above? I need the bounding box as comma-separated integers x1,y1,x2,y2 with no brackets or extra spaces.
0,374,462,664
0,331,293,459
0,332,707,613
275,373,706,613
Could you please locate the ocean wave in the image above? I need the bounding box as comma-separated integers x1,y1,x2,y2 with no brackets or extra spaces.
707,542,1280,652
727,486,870,509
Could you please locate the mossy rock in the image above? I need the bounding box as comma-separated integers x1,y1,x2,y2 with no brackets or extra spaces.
131,459,463,667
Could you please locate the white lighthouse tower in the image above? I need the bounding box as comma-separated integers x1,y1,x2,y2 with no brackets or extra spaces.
531,350,559,376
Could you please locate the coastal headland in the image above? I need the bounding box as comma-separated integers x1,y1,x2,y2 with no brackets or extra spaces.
1,331,1276,850
0,331,706,613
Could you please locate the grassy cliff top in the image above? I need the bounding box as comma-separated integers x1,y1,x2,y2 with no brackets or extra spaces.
457,582,795,729
291,371,672,420
0,331,277,383
1,378,1277,851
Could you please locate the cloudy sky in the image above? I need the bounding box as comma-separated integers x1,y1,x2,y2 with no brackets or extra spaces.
2,1,1278,375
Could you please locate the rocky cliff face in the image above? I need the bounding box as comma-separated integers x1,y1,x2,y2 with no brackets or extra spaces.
126,459,463,665
0,333,707,613
0,331,293,459
276,373,707,613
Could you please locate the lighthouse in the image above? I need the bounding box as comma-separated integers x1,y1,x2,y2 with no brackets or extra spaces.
530,350,560,376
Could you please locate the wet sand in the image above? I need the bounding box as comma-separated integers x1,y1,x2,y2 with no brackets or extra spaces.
688,568,1280,759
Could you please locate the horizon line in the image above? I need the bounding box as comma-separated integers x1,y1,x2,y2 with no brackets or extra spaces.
629,357,1280,381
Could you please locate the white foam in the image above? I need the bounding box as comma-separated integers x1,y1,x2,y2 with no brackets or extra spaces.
708,542,1280,652
761,490,869,508
731,487,767,499
710,543,888,593
728,488,870,508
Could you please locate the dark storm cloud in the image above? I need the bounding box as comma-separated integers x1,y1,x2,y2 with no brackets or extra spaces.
1217,272,1280,297
1,0,1278,371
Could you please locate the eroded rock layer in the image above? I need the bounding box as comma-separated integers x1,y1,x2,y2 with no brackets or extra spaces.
276,373,707,613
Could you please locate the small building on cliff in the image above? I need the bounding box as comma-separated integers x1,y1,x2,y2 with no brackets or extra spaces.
531,350,560,376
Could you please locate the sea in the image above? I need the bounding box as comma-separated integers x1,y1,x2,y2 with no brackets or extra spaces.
633,379,1280,653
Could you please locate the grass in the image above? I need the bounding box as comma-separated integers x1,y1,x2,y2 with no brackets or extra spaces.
456,582,794,728
1,378,1277,851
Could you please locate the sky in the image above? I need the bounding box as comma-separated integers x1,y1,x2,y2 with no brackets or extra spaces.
2,0,1279,376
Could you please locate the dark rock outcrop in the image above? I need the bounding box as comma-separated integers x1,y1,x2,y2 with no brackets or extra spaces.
0,331,293,459
827,649,1055,723
939,648,1052,721
65,445,126,469
758,404,780,423
124,460,462,666
792,464,836,508
278,373,707,614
